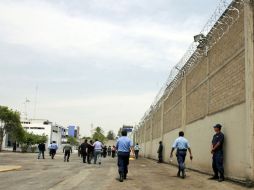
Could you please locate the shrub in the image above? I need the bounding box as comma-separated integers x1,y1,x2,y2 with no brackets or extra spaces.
21,144,29,153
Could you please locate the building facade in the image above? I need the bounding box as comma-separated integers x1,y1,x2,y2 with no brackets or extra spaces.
2,118,68,150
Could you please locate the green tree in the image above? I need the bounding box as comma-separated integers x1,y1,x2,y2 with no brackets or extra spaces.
0,106,23,151
106,130,115,140
67,136,79,146
117,127,122,137
92,126,106,143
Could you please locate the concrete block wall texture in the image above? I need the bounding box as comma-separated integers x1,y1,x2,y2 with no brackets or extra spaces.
135,2,254,182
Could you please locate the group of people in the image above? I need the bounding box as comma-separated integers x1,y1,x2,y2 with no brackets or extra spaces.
154,124,224,182
36,124,225,183
37,141,58,160
78,139,117,165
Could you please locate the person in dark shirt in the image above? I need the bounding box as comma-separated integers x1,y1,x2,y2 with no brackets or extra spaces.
107,146,112,156
38,142,46,159
87,140,94,164
210,124,225,182
103,146,107,158
80,139,88,163
157,141,163,163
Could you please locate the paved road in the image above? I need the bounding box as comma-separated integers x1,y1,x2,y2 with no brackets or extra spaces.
0,152,250,190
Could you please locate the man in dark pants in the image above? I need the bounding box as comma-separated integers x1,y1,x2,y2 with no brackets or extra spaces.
157,141,163,163
87,140,94,164
38,142,45,159
170,131,193,179
134,143,140,159
50,141,58,159
209,124,225,182
116,130,133,182
63,142,72,162
80,139,88,163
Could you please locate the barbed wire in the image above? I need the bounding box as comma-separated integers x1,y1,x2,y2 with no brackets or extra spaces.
140,0,244,124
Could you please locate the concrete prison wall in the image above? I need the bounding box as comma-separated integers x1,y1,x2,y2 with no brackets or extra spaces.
134,1,254,182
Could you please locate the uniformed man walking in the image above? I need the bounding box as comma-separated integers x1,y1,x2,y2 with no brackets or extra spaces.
170,131,193,179
50,141,58,159
116,130,133,182
209,124,225,182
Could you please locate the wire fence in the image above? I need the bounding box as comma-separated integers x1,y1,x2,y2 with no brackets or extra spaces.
140,0,244,124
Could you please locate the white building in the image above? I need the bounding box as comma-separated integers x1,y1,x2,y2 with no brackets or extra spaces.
21,119,67,148
1,118,67,151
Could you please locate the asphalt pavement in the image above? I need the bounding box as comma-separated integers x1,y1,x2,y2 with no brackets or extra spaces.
0,152,251,190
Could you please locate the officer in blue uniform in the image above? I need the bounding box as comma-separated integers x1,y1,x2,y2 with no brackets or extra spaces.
170,131,193,179
116,130,133,182
210,124,225,182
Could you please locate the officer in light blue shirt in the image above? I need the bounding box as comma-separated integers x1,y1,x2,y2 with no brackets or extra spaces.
116,130,133,182
170,131,193,179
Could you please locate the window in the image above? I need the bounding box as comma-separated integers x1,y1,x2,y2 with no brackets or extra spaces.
30,127,45,130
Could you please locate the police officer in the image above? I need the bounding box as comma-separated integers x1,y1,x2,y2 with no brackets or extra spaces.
116,130,133,182
170,131,193,179
210,124,224,182
50,141,58,159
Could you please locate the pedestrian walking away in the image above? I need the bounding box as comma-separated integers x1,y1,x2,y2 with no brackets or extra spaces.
80,139,88,163
157,141,163,163
50,141,58,159
63,142,72,162
112,145,116,158
107,146,112,156
93,139,103,165
38,142,46,159
103,145,107,158
78,144,82,157
87,140,94,164
170,131,193,179
134,143,140,159
48,142,52,156
116,130,133,182
209,124,225,182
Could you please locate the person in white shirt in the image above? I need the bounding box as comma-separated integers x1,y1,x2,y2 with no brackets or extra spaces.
93,139,103,165
134,143,140,159
170,131,193,179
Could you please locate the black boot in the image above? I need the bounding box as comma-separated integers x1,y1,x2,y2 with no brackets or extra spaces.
119,173,124,182
181,170,186,179
218,174,224,182
209,175,219,180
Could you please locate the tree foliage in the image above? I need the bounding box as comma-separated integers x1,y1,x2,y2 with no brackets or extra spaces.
67,136,79,146
117,127,122,137
92,126,106,143
106,130,115,140
0,106,23,151
21,132,47,145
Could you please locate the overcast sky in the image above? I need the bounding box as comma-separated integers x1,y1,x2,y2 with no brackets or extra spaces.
0,0,220,137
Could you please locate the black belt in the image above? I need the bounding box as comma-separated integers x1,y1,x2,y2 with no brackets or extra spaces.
177,149,187,151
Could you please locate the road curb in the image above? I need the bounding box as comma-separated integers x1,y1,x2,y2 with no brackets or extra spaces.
0,165,22,172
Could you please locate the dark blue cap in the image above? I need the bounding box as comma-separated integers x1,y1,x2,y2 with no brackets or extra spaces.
213,124,222,129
